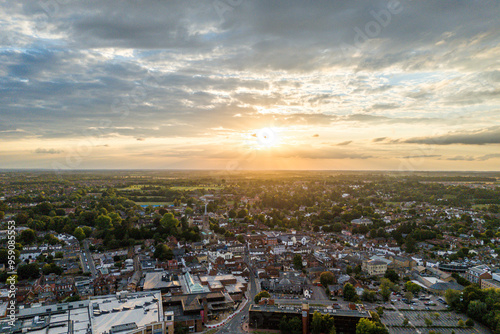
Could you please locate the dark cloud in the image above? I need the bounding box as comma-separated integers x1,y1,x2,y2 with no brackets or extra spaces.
401,154,441,159
372,137,387,142
446,154,500,161
336,141,353,146
0,1,499,170
399,126,500,145
34,148,64,154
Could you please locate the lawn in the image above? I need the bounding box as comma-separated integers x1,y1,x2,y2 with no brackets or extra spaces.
169,186,223,191
136,202,174,207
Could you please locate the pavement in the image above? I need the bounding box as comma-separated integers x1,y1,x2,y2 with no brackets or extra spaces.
82,239,97,277
211,252,258,334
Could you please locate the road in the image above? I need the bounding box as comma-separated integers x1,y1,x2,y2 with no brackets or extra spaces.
213,252,258,334
82,239,97,277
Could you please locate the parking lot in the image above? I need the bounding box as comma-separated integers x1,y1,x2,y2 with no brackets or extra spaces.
390,293,448,311
382,310,491,334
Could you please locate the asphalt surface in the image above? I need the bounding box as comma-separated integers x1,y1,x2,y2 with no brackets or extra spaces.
213,253,258,334
82,239,97,277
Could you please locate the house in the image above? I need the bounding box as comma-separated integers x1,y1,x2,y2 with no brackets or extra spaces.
351,218,373,226
361,260,387,276
466,265,492,285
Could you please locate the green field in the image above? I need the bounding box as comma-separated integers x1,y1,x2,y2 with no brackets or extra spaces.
136,202,173,206
169,186,223,191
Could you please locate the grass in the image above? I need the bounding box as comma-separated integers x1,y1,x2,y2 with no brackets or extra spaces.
169,186,223,190
136,202,174,206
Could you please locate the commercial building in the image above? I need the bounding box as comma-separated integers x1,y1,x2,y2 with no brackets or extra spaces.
361,260,387,276
2,291,173,334
249,302,371,334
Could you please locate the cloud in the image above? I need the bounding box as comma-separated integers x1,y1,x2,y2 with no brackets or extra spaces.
446,154,500,161
1,1,499,169
399,126,500,145
400,154,441,159
136,138,146,141
336,140,352,146
34,148,64,154
312,134,319,137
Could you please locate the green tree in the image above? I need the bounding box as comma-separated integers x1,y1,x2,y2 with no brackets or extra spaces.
445,289,462,310
384,269,399,283
458,319,465,328
82,226,92,238
424,317,433,327
380,285,391,302
42,263,63,275
405,236,417,253
254,290,271,304
17,263,40,280
160,213,180,233
311,311,323,334
404,281,421,295
19,229,36,244
343,282,357,302
320,271,335,287
355,318,388,334
293,254,303,270
73,227,86,241
153,244,173,261
96,215,113,230
467,300,487,321
465,318,474,327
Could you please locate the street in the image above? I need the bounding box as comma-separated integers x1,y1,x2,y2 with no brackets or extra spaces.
213,252,259,334
82,239,97,277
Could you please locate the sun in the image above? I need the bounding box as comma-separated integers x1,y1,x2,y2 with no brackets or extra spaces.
255,127,279,148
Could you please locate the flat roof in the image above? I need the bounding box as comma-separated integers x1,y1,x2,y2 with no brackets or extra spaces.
91,291,163,334
250,304,371,318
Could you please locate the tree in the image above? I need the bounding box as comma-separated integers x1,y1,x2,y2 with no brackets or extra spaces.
42,263,63,275
404,281,421,295
404,291,414,301
73,227,86,241
160,213,180,233
465,318,474,327
154,244,173,261
288,317,302,334
445,289,462,310
311,311,323,334
82,226,92,238
19,229,36,244
320,271,335,287
254,290,271,304
17,263,40,280
384,269,399,283
424,317,433,327
458,319,465,328
405,236,417,253
362,290,377,303
96,215,113,230
467,300,487,320
380,285,391,302
402,318,409,327
293,254,303,270
355,318,388,334
376,306,384,317
343,282,357,302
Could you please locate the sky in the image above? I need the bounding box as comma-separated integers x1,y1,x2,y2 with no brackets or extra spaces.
0,0,499,171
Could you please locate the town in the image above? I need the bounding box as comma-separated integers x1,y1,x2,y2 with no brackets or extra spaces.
1,170,500,334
